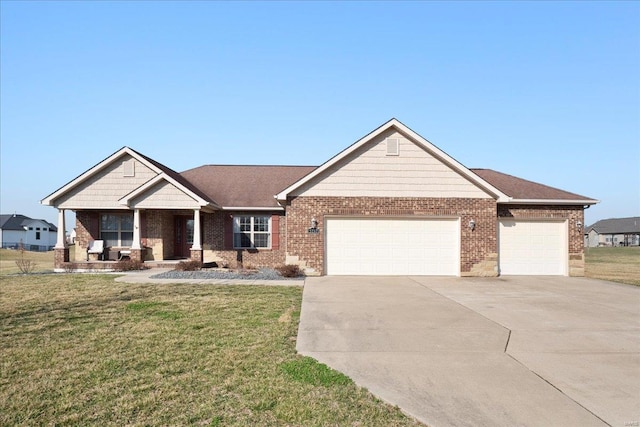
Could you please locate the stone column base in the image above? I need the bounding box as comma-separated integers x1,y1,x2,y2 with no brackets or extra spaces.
54,248,69,268
190,249,203,263
130,249,143,262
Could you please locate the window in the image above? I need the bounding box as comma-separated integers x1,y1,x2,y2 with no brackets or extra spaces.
100,213,134,247
233,216,270,248
36,232,41,240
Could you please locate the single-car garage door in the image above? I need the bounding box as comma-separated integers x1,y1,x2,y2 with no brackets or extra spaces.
498,219,567,275
325,217,460,276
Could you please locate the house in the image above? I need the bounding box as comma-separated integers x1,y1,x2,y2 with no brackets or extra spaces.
585,217,640,247
0,214,58,251
42,118,598,276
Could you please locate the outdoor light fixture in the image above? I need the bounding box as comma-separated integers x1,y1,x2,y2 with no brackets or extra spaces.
469,219,476,231
311,217,318,229
576,221,583,230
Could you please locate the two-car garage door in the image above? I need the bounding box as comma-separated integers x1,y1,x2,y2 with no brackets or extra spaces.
325,217,459,275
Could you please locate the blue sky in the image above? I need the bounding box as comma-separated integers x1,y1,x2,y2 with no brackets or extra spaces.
1,1,638,228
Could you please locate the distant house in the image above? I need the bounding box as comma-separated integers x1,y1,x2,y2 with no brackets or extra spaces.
585,217,640,247
0,214,58,251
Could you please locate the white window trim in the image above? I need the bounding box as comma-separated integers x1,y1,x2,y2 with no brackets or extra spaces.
100,213,134,247
233,215,271,249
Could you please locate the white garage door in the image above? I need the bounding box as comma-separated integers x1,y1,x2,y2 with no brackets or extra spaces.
498,220,567,275
325,217,459,276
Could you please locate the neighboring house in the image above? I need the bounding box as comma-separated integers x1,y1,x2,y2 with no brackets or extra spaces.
0,214,58,251
42,118,598,276
585,217,640,247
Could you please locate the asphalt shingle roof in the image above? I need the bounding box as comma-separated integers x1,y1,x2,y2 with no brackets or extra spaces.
0,214,57,231
586,217,640,234
471,169,593,201
180,165,317,208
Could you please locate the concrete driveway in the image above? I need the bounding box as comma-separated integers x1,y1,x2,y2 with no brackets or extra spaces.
296,276,640,427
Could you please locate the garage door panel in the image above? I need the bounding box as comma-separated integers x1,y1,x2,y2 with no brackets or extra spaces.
326,218,459,276
499,220,567,275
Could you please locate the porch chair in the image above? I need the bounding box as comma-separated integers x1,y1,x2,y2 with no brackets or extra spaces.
87,240,105,261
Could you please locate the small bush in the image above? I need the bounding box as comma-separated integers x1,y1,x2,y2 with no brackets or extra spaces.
175,260,203,271
63,263,78,273
15,242,36,274
275,264,303,278
15,259,37,274
115,259,148,271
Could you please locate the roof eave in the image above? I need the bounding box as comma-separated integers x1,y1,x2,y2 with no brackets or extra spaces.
502,198,600,206
222,206,284,211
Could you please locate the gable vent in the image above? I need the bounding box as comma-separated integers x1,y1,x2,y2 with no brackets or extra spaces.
386,138,399,156
123,159,135,177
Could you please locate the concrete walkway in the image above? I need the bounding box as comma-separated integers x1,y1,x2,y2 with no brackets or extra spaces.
114,268,304,286
297,276,640,427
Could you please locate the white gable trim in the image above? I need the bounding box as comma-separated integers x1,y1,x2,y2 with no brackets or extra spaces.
41,147,165,206
275,118,510,202
118,174,219,210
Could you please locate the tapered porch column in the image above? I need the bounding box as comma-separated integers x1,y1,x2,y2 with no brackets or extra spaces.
55,209,67,249
192,209,202,250
54,208,69,267
131,209,142,250
190,209,203,262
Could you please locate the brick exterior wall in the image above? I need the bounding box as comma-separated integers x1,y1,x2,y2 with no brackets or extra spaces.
498,204,585,276
69,203,585,276
285,196,499,276
200,211,287,269
75,211,96,262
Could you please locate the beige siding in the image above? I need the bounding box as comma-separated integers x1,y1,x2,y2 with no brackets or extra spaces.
293,130,491,198
131,181,200,209
54,155,158,208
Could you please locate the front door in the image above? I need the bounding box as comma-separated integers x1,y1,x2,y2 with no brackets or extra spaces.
174,216,194,258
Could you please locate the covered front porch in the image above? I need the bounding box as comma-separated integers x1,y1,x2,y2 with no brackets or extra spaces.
52,207,208,270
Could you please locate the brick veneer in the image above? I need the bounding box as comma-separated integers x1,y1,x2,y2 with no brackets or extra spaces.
498,204,585,276
201,211,288,269
285,196,499,276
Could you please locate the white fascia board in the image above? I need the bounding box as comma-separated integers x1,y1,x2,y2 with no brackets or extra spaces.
222,206,284,211
503,198,600,205
275,118,509,202
41,147,165,206
119,174,219,209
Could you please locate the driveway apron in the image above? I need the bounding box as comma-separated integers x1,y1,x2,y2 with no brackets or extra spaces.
297,276,639,427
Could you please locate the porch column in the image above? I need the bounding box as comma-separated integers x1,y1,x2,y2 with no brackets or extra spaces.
54,208,69,267
192,209,202,250
131,209,142,250
55,209,66,249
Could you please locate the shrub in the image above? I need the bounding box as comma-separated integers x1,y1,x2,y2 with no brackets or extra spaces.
115,259,148,271
275,264,303,278
175,260,203,271
15,242,36,274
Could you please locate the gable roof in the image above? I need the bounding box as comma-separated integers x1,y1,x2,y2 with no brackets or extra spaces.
41,147,217,210
180,165,316,209
586,217,640,234
471,169,598,204
275,118,510,203
0,214,57,231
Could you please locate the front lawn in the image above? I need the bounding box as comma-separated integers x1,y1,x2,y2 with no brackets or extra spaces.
584,246,640,286
0,274,420,426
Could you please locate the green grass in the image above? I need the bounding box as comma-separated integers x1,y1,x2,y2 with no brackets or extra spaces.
0,274,421,426
585,246,640,286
